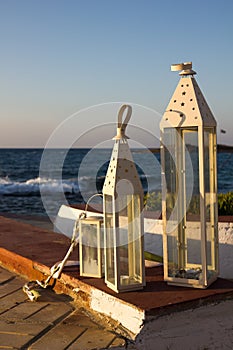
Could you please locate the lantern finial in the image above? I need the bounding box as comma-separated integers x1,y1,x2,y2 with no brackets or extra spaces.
113,104,132,140
171,61,196,76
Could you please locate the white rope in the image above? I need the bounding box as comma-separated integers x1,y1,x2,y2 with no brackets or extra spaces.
23,193,103,299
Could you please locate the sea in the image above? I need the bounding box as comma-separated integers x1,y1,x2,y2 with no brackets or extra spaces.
0,148,232,219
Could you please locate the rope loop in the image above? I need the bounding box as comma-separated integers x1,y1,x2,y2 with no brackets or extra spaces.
114,104,132,140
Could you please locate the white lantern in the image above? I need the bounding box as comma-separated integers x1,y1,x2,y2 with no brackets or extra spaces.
103,105,145,293
160,62,219,288
79,216,104,278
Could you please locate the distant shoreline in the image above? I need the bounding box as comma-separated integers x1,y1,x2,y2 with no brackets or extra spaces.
0,144,232,152
217,144,233,153
148,144,233,154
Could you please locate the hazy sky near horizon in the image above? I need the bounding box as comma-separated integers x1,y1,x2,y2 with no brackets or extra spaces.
0,0,233,147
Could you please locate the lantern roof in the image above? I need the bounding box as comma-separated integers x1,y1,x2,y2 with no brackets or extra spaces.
161,62,216,128
103,105,143,196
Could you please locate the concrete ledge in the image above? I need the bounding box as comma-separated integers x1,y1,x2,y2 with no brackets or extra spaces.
1,215,233,339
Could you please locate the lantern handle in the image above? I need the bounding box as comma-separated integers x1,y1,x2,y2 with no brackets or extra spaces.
113,104,132,140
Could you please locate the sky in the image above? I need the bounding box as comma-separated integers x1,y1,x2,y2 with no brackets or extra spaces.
0,0,233,147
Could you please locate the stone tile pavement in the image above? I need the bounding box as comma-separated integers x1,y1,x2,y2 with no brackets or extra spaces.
0,267,127,350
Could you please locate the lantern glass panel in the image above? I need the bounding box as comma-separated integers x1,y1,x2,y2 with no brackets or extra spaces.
104,194,115,286
79,216,104,278
118,194,142,287
163,128,179,276
80,222,99,276
204,128,218,277
184,129,201,277
164,127,204,280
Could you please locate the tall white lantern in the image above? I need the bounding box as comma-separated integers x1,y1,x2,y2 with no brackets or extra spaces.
160,62,219,288
103,105,145,293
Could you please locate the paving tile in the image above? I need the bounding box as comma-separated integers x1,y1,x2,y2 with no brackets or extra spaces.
0,267,16,284
0,331,32,349
63,309,100,328
0,319,51,349
108,336,126,348
0,320,49,336
67,328,116,350
5,275,24,286
0,289,27,313
0,278,23,298
28,302,73,323
29,323,86,350
1,301,50,322
0,270,24,288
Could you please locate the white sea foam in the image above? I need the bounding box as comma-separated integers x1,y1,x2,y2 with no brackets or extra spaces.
0,176,80,195
0,173,159,196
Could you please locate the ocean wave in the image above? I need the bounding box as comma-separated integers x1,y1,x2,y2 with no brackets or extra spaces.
0,176,80,195
0,173,160,196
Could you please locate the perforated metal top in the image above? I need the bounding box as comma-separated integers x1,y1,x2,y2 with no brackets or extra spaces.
103,105,143,196
161,62,216,128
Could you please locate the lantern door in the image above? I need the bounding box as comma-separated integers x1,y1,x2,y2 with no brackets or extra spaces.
162,126,218,288
203,127,218,283
104,193,145,293
116,194,144,291
79,217,104,278
104,194,117,288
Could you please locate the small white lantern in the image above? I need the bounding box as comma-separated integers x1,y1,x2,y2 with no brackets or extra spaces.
103,104,145,293
160,62,219,288
79,216,104,278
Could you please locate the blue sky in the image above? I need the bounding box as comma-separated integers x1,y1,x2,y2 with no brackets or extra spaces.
0,0,233,147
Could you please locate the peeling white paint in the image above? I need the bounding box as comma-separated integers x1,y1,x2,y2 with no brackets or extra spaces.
90,288,145,336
